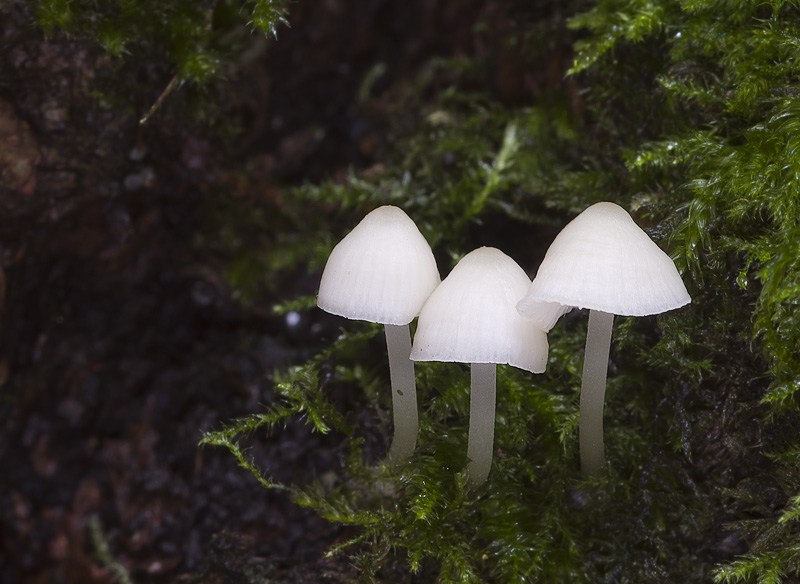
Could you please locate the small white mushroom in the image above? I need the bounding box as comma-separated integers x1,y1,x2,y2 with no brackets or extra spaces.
317,206,440,463
411,247,548,488
517,202,690,474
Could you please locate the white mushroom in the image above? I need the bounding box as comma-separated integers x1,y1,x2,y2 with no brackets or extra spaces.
517,202,690,474
318,205,440,463
411,247,548,488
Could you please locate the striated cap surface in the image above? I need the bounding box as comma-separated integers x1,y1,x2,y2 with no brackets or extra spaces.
517,202,690,319
317,205,440,325
410,247,548,373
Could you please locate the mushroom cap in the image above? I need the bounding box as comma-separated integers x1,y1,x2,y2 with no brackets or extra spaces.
517,202,690,319
518,301,573,333
410,247,548,373
317,205,440,326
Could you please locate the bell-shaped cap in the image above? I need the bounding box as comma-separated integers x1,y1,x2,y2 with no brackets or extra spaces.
517,202,690,321
410,247,548,373
519,301,572,333
317,205,440,326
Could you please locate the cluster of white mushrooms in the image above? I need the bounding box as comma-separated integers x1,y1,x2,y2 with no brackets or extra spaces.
317,203,690,488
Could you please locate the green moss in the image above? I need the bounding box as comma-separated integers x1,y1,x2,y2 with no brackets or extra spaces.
33,0,290,83
197,0,800,582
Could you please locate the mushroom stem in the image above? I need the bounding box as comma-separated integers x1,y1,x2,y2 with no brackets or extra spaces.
466,362,497,488
384,323,419,464
579,309,614,475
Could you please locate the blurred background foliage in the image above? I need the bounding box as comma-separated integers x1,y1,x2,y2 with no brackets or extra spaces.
34,0,290,82
28,0,800,581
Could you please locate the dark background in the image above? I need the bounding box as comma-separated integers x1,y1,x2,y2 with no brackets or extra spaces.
0,1,557,582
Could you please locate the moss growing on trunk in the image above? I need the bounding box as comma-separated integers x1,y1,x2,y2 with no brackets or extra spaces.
34,0,290,83
193,0,800,581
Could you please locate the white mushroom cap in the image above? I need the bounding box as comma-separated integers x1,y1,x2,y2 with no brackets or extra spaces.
517,202,690,319
519,301,573,333
410,247,548,373
317,205,440,326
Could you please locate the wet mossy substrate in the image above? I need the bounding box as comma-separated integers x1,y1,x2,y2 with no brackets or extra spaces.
4,0,800,582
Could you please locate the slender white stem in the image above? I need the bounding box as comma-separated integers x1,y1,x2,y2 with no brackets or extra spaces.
384,323,418,464
579,309,614,475
466,362,497,488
